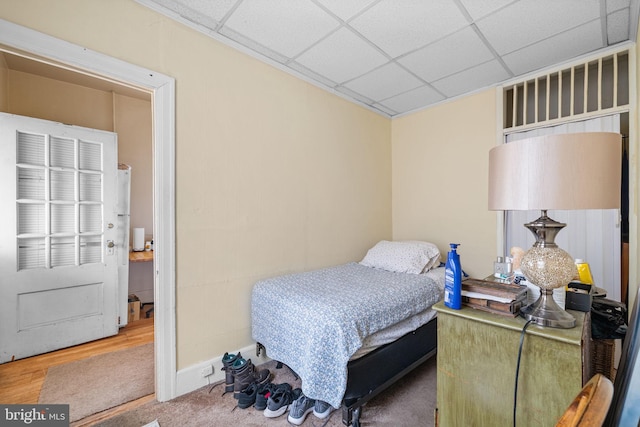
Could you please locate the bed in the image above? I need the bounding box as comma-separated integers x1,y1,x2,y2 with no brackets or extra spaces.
251,240,445,426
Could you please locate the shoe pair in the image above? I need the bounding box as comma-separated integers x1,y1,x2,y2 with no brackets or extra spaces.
287,393,333,425
264,383,302,418
221,352,270,397
236,381,274,410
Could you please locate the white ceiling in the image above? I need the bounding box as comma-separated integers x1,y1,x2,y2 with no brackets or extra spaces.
139,0,639,117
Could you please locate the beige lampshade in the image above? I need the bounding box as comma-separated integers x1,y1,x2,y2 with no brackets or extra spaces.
488,132,622,211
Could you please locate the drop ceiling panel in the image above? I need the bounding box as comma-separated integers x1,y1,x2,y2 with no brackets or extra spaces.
458,0,514,20
608,8,632,44
171,0,237,22
294,27,388,84
379,85,445,114
137,0,639,117
342,62,423,102
349,0,469,58
476,0,601,55
502,20,605,76
314,0,378,21
223,0,340,57
432,60,511,98
608,0,631,13
398,27,496,83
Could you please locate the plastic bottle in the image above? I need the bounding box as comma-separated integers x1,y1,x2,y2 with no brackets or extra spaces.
444,243,462,309
574,259,594,285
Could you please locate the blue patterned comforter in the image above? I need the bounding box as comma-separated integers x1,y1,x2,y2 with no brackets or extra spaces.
251,262,443,408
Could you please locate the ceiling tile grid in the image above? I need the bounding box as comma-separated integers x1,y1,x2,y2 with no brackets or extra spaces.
136,0,639,117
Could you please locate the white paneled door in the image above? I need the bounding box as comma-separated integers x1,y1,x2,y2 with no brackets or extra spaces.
0,113,119,363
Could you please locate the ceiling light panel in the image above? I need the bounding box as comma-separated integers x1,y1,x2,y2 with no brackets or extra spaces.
223,0,341,58
294,27,388,83
398,27,495,83
477,0,601,55
349,0,470,58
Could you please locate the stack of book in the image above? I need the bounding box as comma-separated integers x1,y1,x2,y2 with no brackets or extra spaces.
461,278,528,316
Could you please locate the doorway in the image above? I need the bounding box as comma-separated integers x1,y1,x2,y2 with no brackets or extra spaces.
0,19,176,402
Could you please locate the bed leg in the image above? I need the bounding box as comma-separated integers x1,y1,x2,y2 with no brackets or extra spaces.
352,407,361,427
342,406,352,426
342,405,361,426
256,342,265,357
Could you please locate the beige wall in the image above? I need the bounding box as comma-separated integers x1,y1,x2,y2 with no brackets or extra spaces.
7,69,114,131
114,94,155,303
391,90,498,277
0,0,392,369
0,55,7,111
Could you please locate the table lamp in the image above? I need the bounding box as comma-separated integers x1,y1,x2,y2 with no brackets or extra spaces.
488,132,621,328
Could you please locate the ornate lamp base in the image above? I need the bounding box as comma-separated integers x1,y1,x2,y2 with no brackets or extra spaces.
521,289,576,328
519,210,577,329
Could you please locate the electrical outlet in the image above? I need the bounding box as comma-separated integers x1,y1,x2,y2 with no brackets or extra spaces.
201,365,213,377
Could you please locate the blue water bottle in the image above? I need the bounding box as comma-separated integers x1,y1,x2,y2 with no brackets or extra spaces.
444,243,462,309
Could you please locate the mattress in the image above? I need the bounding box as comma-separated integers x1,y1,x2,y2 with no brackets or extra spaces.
251,262,444,408
351,267,444,360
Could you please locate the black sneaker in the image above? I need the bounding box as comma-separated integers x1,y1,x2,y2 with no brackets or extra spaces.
288,393,315,425
254,382,276,411
236,382,258,409
263,385,300,418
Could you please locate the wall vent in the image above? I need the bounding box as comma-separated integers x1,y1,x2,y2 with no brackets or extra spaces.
504,49,629,131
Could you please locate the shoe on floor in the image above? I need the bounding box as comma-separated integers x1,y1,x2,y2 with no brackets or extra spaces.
231,358,270,398
263,385,300,418
236,382,258,409
288,393,315,425
313,399,333,419
254,382,276,411
221,351,241,394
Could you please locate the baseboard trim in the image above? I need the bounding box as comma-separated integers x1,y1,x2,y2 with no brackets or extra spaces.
175,344,271,397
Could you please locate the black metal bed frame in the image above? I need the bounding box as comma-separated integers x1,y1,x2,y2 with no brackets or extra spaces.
341,318,438,426
258,317,437,427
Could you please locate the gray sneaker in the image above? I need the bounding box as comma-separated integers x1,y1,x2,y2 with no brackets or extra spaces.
287,394,315,425
264,385,300,418
313,399,333,419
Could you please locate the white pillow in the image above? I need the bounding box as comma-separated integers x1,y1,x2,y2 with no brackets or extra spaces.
360,240,441,274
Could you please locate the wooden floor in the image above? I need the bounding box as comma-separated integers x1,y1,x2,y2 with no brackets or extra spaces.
0,317,154,405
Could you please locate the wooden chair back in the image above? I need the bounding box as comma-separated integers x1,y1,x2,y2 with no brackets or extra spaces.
556,373,614,427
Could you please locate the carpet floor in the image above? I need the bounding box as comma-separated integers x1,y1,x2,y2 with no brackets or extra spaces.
39,343,154,422
96,356,437,427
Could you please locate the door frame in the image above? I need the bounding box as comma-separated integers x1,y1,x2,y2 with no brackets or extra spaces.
0,19,177,401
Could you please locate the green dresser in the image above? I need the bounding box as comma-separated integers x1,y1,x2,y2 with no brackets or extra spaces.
434,301,592,427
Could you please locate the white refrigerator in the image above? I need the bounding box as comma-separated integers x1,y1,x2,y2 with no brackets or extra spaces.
116,164,131,326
